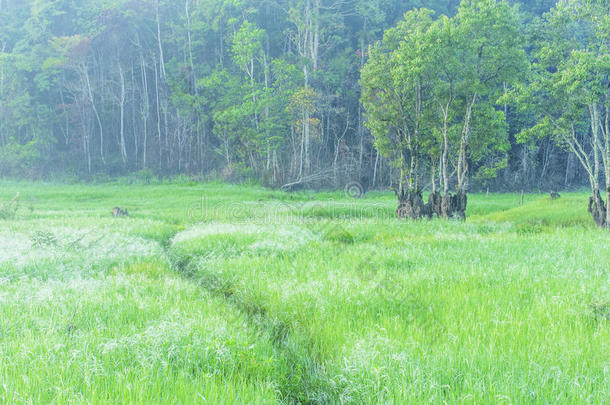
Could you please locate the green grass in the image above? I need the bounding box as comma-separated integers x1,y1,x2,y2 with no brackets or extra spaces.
0,181,608,403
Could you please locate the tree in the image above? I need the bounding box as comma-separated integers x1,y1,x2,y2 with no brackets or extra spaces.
361,0,525,219
449,0,526,214
516,0,610,228
361,9,436,218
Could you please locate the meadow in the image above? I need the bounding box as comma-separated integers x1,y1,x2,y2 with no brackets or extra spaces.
0,181,608,404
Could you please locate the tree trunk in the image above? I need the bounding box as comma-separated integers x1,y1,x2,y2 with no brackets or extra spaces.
606,187,610,229
372,150,379,188
588,189,607,228
155,0,166,78
456,93,477,193
154,60,162,165
82,64,104,166
140,54,149,169
396,190,426,219
118,62,127,165
602,95,610,229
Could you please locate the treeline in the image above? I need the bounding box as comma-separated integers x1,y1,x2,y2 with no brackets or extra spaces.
361,0,608,225
0,0,578,191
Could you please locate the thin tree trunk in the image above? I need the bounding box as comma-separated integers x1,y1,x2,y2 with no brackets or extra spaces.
441,101,450,195
140,54,150,169
118,62,127,164
303,65,310,177
457,93,477,193
154,60,162,165
601,93,610,227
372,150,379,188
155,0,166,78
82,64,105,166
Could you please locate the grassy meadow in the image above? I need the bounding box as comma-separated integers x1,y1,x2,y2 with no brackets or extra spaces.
0,181,608,404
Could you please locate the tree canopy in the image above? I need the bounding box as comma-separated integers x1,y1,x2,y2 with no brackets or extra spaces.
1,0,563,192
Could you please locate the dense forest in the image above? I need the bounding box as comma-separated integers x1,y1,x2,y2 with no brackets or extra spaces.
0,0,607,206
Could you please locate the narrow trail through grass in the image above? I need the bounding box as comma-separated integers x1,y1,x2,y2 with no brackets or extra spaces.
165,243,332,403
148,220,330,403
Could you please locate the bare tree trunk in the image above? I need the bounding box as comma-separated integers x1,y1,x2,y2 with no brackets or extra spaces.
308,0,320,70
588,103,608,227
299,108,305,179
118,62,127,164
223,129,231,168
82,63,105,166
430,156,436,193
456,93,477,194
154,60,162,166
441,104,450,195
602,93,610,228
372,150,379,188
606,128,610,229
303,65,310,177
539,138,552,188
131,62,138,168
185,1,194,68
81,102,91,173
163,99,169,168
564,151,573,187
263,52,271,178
155,0,166,78
140,54,150,169
0,43,5,147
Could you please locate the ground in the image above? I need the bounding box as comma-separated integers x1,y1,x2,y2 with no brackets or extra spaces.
0,181,608,404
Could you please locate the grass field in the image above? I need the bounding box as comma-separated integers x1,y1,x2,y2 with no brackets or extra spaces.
0,181,608,404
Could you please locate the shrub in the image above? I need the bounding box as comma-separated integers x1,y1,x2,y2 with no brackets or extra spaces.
117,169,159,185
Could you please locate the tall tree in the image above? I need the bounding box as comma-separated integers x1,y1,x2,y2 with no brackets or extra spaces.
516,0,610,227
362,0,525,219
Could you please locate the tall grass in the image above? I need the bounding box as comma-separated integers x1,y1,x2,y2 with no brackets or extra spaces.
0,181,607,403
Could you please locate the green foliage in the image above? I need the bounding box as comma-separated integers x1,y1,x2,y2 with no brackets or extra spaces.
512,0,609,200
362,0,526,195
0,140,41,178
0,0,548,187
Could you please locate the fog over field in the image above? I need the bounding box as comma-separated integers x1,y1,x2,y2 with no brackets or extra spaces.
1,0,609,403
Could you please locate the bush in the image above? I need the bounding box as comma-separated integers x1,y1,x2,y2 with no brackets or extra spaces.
134,169,157,184
117,169,159,185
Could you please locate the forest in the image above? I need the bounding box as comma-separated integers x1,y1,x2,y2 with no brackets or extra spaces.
1,0,609,224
